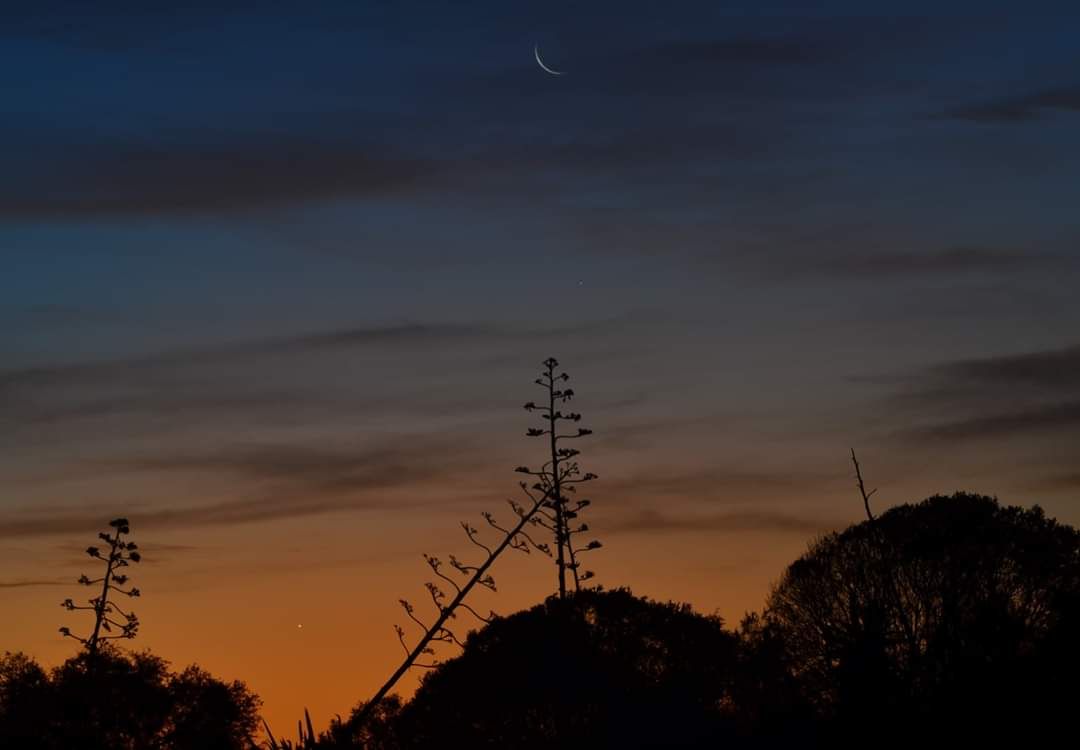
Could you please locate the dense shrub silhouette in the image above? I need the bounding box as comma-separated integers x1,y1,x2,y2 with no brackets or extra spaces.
371,588,744,749
321,590,814,749
0,646,260,750
0,652,51,748
764,492,1080,743
322,695,405,749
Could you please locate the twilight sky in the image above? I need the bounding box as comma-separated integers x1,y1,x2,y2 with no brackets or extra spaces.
3,0,1080,733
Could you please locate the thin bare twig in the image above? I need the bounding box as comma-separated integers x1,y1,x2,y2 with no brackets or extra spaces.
851,448,877,522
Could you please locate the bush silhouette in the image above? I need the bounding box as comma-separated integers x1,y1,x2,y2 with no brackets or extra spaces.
764,492,1080,743
377,588,744,749
0,646,260,750
323,695,405,749
0,652,51,748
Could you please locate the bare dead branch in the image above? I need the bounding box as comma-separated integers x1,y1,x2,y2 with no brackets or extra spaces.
851,448,878,522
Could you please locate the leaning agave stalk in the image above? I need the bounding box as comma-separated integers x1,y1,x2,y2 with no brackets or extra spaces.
350,481,558,732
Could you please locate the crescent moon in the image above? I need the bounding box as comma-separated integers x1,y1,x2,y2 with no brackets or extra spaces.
534,44,565,76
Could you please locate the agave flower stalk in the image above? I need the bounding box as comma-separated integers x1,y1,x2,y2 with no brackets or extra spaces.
60,517,142,657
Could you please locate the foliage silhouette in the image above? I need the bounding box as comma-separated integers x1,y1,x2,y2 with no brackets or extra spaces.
318,696,404,749
368,589,745,749
764,491,1080,743
0,652,50,749
0,646,260,750
59,517,142,657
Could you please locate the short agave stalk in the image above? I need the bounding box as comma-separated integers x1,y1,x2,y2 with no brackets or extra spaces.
59,517,142,657
260,708,317,750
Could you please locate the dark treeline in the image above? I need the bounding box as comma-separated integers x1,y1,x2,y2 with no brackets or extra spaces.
0,647,260,750
3,362,1079,748
315,492,1080,749
7,492,1076,748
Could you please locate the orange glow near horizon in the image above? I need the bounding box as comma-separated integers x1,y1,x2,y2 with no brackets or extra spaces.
6,501,821,735
6,423,1080,735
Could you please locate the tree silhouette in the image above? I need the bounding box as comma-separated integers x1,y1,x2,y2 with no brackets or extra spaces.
732,613,817,745
166,664,262,749
764,492,1080,742
0,647,260,750
386,589,743,749
0,652,50,749
59,517,142,657
518,357,601,598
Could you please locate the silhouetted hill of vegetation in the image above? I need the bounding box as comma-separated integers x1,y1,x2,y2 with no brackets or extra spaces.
4,492,1079,749
328,588,786,749
317,492,1080,749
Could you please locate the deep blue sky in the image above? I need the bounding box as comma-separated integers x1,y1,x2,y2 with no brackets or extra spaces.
3,0,1080,728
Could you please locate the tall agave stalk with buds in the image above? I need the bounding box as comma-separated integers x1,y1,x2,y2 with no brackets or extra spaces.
59,517,142,656
518,357,601,598
348,358,601,734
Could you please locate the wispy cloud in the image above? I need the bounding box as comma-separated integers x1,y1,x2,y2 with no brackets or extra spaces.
946,87,1080,123
122,436,472,492
0,318,633,430
1027,472,1080,491
598,467,836,503
0,323,482,392
872,344,1080,447
0,399,507,539
0,437,476,539
0,14,940,223
0,326,464,431
898,401,1080,443
1,2,248,51
934,344,1080,389
0,578,68,588
2,132,437,220
606,508,835,536
0,317,633,394
876,343,1080,413
797,246,1055,279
